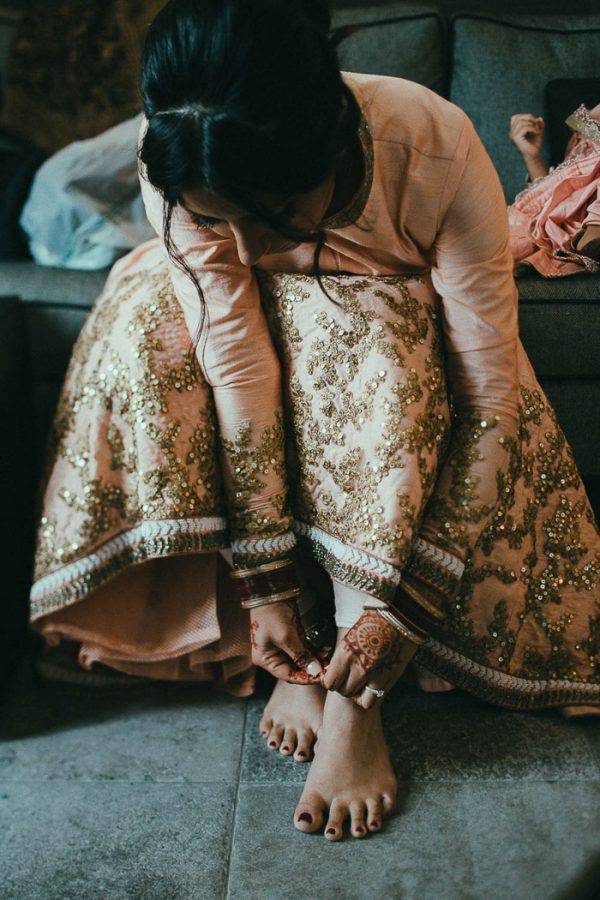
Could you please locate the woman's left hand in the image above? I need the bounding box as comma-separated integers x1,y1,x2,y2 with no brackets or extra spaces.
319,609,418,700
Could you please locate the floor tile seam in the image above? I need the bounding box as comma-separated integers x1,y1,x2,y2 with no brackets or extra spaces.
395,776,600,784
237,775,600,788
223,699,249,900
240,768,600,786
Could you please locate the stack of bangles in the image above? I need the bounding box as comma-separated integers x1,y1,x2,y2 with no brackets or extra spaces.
370,579,445,647
229,558,301,609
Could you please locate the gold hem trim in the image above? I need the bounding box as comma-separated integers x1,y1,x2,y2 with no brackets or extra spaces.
418,641,600,711
30,528,229,618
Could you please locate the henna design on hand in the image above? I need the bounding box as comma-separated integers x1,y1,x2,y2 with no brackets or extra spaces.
288,668,321,685
342,609,410,675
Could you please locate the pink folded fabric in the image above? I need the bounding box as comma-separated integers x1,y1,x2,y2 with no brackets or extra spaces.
508,103,600,277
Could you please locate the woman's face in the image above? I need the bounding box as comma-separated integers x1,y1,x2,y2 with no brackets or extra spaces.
180,175,335,266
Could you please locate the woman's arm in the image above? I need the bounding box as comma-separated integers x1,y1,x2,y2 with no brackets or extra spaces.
509,113,549,182
402,113,520,609
138,144,323,682
139,170,295,570
321,112,522,703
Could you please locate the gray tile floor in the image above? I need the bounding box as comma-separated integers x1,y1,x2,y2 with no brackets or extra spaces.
2,656,600,900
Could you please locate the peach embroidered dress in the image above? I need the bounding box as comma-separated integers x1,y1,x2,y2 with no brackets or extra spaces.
30,75,600,711
509,103,600,277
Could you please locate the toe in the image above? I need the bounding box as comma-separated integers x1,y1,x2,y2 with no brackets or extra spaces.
267,723,284,750
259,715,273,739
325,800,348,842
382,792,397,818
293,731,314,762
349,800,368,838
279,727,297,756
294,793,325,834
366,796,383,832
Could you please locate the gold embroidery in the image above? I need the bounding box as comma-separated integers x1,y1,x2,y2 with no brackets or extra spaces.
261,272,451,600
32,259,600,707
220,410,292,542
430,383,600,688
33,261,226,586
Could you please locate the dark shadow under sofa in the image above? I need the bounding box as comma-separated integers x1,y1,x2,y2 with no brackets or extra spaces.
1,2,600,685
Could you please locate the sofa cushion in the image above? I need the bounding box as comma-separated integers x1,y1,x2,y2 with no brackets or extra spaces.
517,271,600,303
26,303,90,382
332,2,446,96
450,14,600,202
518,300,600,380
0,260,108,308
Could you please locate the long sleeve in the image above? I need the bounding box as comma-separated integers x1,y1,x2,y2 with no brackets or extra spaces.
404,114,520,602
138,130,294,569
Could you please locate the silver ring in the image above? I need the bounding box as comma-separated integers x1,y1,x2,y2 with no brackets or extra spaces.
364,685,385,698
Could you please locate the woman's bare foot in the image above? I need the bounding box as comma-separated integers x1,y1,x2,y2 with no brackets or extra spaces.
403,661,455,693
259,679,326,762
294,690,397,839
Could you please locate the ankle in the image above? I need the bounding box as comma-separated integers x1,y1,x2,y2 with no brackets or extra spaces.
323,688,382,732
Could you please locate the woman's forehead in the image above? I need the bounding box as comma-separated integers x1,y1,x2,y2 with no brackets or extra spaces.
180,187,290,219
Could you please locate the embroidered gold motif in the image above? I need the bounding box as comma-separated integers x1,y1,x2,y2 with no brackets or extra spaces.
31,258,600,707
220,410,292,542
427,383,600,688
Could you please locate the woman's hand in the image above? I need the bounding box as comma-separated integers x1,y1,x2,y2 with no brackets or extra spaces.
509,114,548,181
319,609,418,699
249,599,323,683
509,113,544,160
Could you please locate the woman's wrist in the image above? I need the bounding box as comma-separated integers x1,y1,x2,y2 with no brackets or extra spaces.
524,154,548,182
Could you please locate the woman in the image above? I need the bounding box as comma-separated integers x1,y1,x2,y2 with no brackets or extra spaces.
30,0,600,841
508,105,600,275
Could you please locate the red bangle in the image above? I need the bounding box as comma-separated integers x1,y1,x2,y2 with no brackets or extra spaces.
229,557,300,607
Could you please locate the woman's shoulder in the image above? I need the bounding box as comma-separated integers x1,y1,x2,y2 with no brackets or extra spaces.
343,72,470,161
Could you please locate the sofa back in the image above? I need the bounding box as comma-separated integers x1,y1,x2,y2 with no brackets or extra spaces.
450,14,600,201
332,4,600,201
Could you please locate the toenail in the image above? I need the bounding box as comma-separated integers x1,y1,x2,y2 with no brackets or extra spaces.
355,826,365,834
269,741,277,747
370,821,379,829
297,751,306,757
298,813,312,823
282,746,289,751
326,828,336,835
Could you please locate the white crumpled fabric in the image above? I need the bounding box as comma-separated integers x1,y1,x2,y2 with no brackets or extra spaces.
20,114,155,270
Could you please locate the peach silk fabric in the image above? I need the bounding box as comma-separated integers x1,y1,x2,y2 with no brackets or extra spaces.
508,103,600,277
139,71,520,541
39,74,519,686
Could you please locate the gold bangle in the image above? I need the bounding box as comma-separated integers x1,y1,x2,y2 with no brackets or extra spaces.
229,558,293,580
376,608,426,646
400,578,445,620
240,587,301,609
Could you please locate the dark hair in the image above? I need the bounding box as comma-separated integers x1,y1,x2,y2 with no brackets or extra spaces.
138,0,361,359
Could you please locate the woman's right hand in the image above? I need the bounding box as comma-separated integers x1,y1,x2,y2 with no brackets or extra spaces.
249,599,323,683
509,113,544,160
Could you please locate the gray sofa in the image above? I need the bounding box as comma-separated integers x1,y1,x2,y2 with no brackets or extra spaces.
2,1,600,683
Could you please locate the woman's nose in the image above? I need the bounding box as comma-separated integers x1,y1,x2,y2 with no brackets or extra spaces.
230,223,270,267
